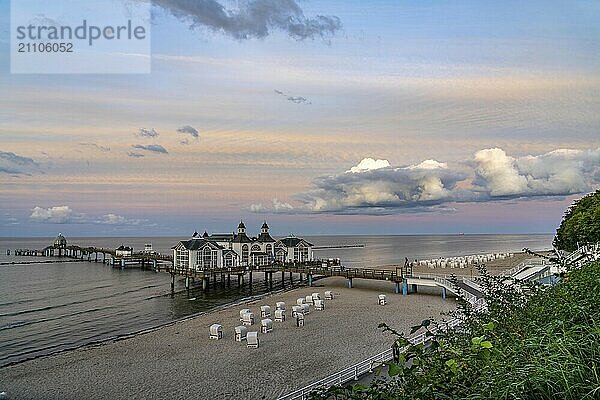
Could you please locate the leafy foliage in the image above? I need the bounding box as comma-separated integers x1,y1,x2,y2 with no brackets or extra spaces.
310,262,600,400
554,190,600,251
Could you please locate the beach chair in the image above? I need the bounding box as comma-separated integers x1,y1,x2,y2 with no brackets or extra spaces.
296,312,304,327
240,309,251,322
274,309,286,322
235,325,248,342
311,292,321,302
301,303,310,315
247,332,259,348
378,294,387,305
275,301,285,311
296,298,305,306
324,291,333,300
242,312,255,326
305,295,313,305
210,324,223,340
261,318,273,333
260,305,271,318
291,305,301,318
314,299,324,310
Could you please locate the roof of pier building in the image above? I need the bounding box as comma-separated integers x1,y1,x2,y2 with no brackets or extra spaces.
231,232,253,243
206,233,235,242
278,237,314,247
174,239,224,251
53,233,67,248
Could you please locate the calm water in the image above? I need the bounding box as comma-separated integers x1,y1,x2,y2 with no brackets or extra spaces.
0,234,552,367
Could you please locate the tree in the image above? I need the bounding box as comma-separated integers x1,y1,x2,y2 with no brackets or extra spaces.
554,190,600,251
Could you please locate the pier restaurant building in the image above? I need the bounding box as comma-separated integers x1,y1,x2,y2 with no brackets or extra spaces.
172,221,314,270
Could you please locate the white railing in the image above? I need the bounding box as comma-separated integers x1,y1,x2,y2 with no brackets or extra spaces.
277,349,394,400
433,276,478,305
277,302,488,400
461,278,483,293
503,259,540,277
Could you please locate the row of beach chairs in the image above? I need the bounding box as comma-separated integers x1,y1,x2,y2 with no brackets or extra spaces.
209,291,336,348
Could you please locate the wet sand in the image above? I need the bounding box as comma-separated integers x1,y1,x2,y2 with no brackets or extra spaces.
0,277,455,400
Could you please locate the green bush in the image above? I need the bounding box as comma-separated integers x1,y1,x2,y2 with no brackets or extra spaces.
311,262,600,400
554,190,600,251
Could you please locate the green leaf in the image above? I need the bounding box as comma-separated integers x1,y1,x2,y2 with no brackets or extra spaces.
352,383,368,392
483,322,495,331
388,362,403,377
481,341,493,349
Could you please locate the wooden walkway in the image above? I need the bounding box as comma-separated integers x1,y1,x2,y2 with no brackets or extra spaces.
11,243,483,299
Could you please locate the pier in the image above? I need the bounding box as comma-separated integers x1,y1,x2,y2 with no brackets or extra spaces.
11,242,483,302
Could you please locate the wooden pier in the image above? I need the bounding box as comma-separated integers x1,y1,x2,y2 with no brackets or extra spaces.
10,240,480,301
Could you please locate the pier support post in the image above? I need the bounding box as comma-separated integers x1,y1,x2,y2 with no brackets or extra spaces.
300,273,303,281
202,277,208,290
171,274,175,291
411,284,418,293
282,271,285,284
227,274,231,286
153,260,157,272
249,270,253,285
238,274,242,286
185,276,190,290
402,280,408,296
308,274,313,287
120,259,125,269
348,277,353,288
442,287,447,299
395,281,400,294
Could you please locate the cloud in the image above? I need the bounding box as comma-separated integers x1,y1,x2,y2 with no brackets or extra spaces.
287,96,311,105
348,158,391,173
98,213,147,226
137,127,159,138
473,148,600,198
127,151,145,158
132,144,169,154
0,151,38,175
30,206,147,226
152,0,342,41
249,198,295,213
274,89,312,105
250,148,600,215
80,142,110,152
30,206,76,224
177,125,200,139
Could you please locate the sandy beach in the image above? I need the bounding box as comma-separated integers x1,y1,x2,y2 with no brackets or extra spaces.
0,277,455,400
406,252,543,277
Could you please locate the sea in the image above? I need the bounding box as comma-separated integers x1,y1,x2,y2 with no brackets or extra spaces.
0,234,552,367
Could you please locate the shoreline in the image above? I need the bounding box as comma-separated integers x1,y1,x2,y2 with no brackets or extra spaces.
0,251,536,369
0,277,457,399
0,276,318,369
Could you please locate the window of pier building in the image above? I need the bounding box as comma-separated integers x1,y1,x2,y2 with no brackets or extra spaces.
266,244,272,255
294,246,309,262
224,252,235,267
251,244,261,252
176,249,189,268
242,244,249,265
196,247,218,269
276,249,286,262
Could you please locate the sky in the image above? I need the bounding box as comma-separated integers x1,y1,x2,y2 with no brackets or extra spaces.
0,0,599,237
